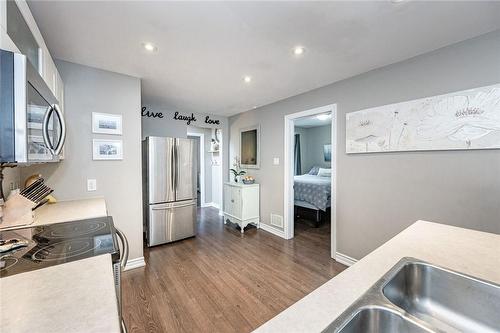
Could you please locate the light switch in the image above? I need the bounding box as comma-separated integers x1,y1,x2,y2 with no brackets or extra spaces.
87,179,97,191
273,157,280,165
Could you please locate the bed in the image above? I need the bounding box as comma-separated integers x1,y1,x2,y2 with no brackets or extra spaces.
294,173,331,224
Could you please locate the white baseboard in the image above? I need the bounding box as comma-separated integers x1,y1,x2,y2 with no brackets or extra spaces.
259,223,286,238
202,202,220,210
124,257,146,271
335,252,357,266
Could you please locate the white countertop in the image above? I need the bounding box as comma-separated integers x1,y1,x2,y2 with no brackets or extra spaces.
254,221,500,332
33,197,108,226
0,254,121,333
0,197,107,230
0,197,118,333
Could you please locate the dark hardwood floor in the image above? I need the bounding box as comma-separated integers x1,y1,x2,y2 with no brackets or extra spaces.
122,207,346,333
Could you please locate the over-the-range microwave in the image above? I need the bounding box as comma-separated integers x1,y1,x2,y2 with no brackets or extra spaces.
0,49,66,164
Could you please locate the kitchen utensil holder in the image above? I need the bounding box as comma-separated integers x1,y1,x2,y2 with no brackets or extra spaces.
0,193,35,229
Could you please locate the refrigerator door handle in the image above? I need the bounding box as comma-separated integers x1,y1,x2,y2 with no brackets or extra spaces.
174,140,178,197
151,204,173,210
171,201,196,209
151,200,195,210
171,142,175,196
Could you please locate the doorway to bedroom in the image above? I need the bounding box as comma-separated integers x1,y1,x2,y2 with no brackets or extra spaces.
284,104,337,259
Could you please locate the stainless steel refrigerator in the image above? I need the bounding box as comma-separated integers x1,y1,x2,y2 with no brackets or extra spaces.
143,136,197,247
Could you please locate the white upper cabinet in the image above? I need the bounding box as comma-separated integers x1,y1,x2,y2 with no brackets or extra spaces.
56,69,64,109
1,0,63,100
43,53,58,100
0,1,7,31
0,1,20,52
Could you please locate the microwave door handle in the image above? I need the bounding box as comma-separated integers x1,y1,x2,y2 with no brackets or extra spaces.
42,105,55,155
52,104,66,155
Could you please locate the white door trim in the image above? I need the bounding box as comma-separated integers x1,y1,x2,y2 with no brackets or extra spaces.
219,130,224,215
283,104,338,260
187,132,205,206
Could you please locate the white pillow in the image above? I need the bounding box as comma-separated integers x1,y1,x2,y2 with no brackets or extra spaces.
317,168,331,177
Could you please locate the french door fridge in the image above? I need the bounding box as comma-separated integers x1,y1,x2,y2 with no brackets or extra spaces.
143,136,197,246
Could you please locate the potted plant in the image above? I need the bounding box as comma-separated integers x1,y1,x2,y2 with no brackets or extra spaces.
230,157,246,183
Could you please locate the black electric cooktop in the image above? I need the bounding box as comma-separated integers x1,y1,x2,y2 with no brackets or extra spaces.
0,216,120,278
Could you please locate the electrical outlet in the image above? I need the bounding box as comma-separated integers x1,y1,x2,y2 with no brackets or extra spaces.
87,179,97,192
273,157,280,165
9,182,14,190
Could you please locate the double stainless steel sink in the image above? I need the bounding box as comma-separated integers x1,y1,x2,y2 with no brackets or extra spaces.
324,258,500,333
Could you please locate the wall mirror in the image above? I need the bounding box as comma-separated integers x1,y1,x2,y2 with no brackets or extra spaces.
240,125,260,169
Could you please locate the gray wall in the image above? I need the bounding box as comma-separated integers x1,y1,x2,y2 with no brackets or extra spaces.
229,30,500,260
141,105,229,209
141,106,227,139
20,60,144,261
296,125,331,173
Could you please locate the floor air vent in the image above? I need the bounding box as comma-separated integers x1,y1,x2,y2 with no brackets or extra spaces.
270,214,283,228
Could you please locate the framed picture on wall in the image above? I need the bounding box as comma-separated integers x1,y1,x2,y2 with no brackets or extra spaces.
92,112,122,135
93,139,123,160
240,125,260,169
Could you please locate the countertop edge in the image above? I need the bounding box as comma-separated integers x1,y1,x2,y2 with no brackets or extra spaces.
0,254,121,333
253,220,500,332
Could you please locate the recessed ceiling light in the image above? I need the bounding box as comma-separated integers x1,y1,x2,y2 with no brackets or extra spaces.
293,46,305,56
243,76,252,83
391,0,405,3
143,42,157,52
317,113,331,121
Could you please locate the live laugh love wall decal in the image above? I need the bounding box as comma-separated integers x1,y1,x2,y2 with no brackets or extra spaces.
141,107,221,126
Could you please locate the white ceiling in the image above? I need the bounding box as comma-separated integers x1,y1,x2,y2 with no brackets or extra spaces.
28,1,500,116
295,114,331,128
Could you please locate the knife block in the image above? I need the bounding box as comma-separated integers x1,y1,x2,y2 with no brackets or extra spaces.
0,193,35,229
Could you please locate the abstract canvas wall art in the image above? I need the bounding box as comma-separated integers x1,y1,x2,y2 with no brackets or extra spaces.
346,84,500,153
